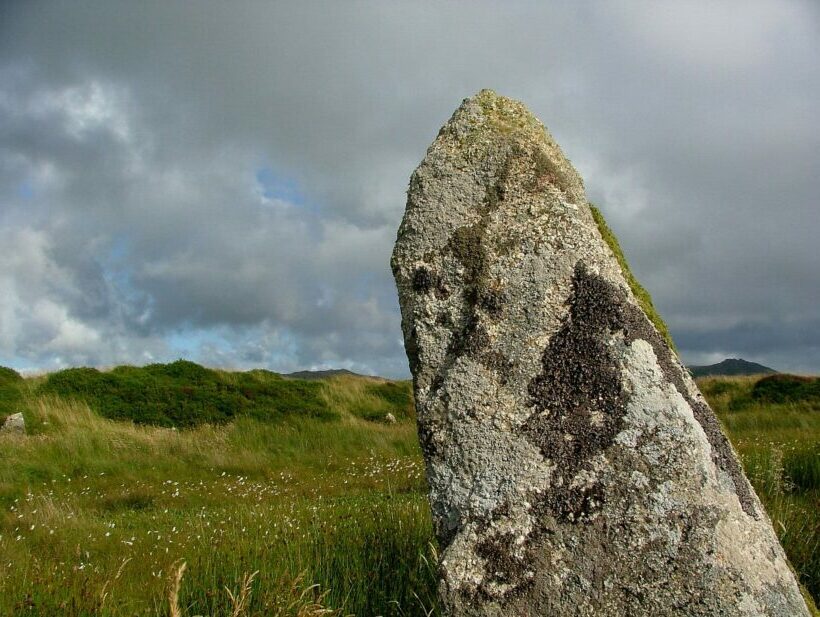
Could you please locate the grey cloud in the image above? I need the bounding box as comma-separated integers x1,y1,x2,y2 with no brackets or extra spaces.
0,1,818,376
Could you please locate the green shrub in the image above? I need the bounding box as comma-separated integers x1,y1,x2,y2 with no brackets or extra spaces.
694,377,758,413
0,366,23,383
38,360,335,428
753,374,820,406
0,365,24,423
699,379,743,399
366,381,414,419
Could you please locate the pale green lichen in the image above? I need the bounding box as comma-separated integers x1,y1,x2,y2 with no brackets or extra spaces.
801,583,820,617
589,204,677,353
459,90,583,203
474,89,544,136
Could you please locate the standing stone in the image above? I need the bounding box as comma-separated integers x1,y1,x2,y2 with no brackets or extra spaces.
391,90,809,616
1,412,26,436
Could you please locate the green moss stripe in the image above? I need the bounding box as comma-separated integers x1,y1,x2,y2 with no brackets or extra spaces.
589,204,677,353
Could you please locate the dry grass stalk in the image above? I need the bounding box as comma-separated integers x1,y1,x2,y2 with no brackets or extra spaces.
168,560,187,617
99,557,132,610
271,571,343,617
226,569,259,617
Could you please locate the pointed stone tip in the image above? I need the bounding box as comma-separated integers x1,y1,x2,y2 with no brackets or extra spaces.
471,88,498,98
456,88,543,130
468,88,505,104
436,90,585,203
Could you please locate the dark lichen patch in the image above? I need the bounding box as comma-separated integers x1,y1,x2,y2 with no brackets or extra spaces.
537,481,607,524
525,262,756,519
480,351,513,385
524,263,629,522
447,225,514,312
448,222,490,304
412,266,434,293
435,312,452,327
473,532,532,599
478,286,506,318
485,181,505,211
445,319,512,381
430,373,445,395
411,265,449,298
491,234,520,258
454,315,484,356
438,313,512,387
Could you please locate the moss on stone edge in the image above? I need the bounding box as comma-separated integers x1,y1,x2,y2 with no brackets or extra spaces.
801,584,820,617
588,204,677,353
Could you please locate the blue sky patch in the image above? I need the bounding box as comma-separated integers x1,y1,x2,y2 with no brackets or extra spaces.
255,167,304,205
17,181,34,200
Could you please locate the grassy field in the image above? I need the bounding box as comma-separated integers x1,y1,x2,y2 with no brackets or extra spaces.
699,374,819,608
0,366,817,615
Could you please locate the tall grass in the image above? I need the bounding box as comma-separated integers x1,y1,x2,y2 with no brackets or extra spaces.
0,371,816,614
0,380,434,616
700,375,819,604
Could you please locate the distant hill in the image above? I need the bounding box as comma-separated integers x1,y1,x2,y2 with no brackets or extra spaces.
282,369,380,381
689,358,777,378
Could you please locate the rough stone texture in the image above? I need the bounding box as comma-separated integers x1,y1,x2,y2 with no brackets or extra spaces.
391,90,809,616
1,412,26,435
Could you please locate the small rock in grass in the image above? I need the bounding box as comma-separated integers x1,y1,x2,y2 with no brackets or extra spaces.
1,412,26,436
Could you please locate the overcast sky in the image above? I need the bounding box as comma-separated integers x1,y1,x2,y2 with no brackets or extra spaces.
1,1,818,377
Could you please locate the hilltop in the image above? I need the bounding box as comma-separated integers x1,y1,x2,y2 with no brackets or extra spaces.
282,368,379,381
690,357,777,377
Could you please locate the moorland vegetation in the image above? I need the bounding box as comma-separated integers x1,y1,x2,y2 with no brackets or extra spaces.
0,364,817,615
